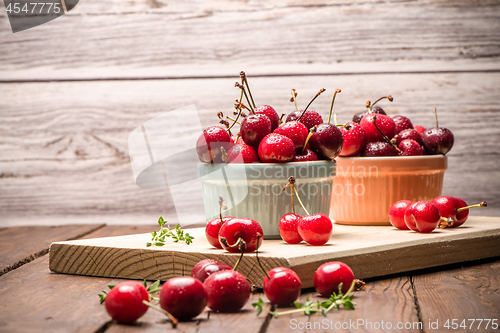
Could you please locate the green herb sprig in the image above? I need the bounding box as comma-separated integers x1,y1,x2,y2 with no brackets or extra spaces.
252,280,356,317
98,279,162,304
146,217,194,247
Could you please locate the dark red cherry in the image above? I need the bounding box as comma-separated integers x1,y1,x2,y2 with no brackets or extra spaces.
361,141,398,157
226,144,260,163
160,277,208,321
218,217,263,253
254,105,280,131
392,115,413,134
339,122,367,157
292,148,318,162
360,114,396,142
205,216,233,249
388,200,414,230
263,267,302,306
352,105,387,123
257,133,296,163
278,213,303,244
286,110,323,130
196,126,231,163
193,262,232,283
309,123,344,160
422,127,454,155
240,114,272,147
192,259,218,277
398,139,423,156
273,121,309,152
314,261,355,296
395,128,423,146
204,270,251,312
104,281,149,323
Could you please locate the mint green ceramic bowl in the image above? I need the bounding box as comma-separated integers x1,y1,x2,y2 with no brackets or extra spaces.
197,160,335,239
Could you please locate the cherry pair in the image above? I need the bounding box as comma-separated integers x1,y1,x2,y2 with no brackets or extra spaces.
389,196,487,232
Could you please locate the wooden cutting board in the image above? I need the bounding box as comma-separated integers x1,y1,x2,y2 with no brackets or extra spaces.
49,216,500,289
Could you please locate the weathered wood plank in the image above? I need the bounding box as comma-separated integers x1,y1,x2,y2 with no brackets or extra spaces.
0,224,104,276
413,260,500,333
266,278,421,333
48,217,500,289
1,73,499,227
0,0,499,80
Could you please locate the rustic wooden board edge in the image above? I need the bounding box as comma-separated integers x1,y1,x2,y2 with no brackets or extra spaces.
48,217,500,289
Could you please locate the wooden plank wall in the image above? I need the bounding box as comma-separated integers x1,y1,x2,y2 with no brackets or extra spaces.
1,0,499,226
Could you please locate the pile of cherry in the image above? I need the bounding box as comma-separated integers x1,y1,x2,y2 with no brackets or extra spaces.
103,258,358,324
196,71,455,165
389,196,487,233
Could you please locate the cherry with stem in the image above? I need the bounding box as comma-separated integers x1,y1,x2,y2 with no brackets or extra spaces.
297,89,326,122
371,115,401,153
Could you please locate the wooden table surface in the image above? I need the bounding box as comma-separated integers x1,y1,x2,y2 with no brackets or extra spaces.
0,224,498,333
1,0,500,332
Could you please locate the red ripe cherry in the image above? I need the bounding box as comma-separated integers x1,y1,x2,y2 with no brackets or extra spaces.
362,141,398,157
258,133,296,163
404,201,441,233
205,216,233,249
414,125,426,135
297,213,333,246
193,262,232,283
254,105,280,131
309,123,344,160
360,113,396,142
279,213,303,244
292,148,318,162
263,267,302,306
218,217,263,253
422,127,454,155
160,277,208,321
240,114,272,147
196,126,231,163
396,128,423,146
454,197,473,227
192,259,218,277
352,105,387,123
227,144,260,163
431,196,486,228
388,200,414,230
273,121,309,152
392,115,414,134
286,110,323,130
398,139,424,156
339,122,368,157
204,270,250,312
314,261,354,296
104,281,149,323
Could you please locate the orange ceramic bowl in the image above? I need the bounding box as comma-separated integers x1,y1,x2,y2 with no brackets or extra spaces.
330,155,447,225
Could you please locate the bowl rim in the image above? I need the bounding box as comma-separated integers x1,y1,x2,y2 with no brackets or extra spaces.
198,160,335,168
336,155,447,161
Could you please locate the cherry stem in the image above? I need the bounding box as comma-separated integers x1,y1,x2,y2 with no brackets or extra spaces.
228,91,245,132
279,113,286,125
227,116,241,125
371,116,401,153
218,196,227,224
433,106,439,127
284,176,310,215
143,300,178,328
366,100,372,113
439,217,453,229
233,241,246,271
240,71,256,109
255,235,271,280
236,82,254,114
290,89,299,111
456,202,487,213
371,95,393,108
327,89,341,124
301,126,316,154
298,89,326,121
